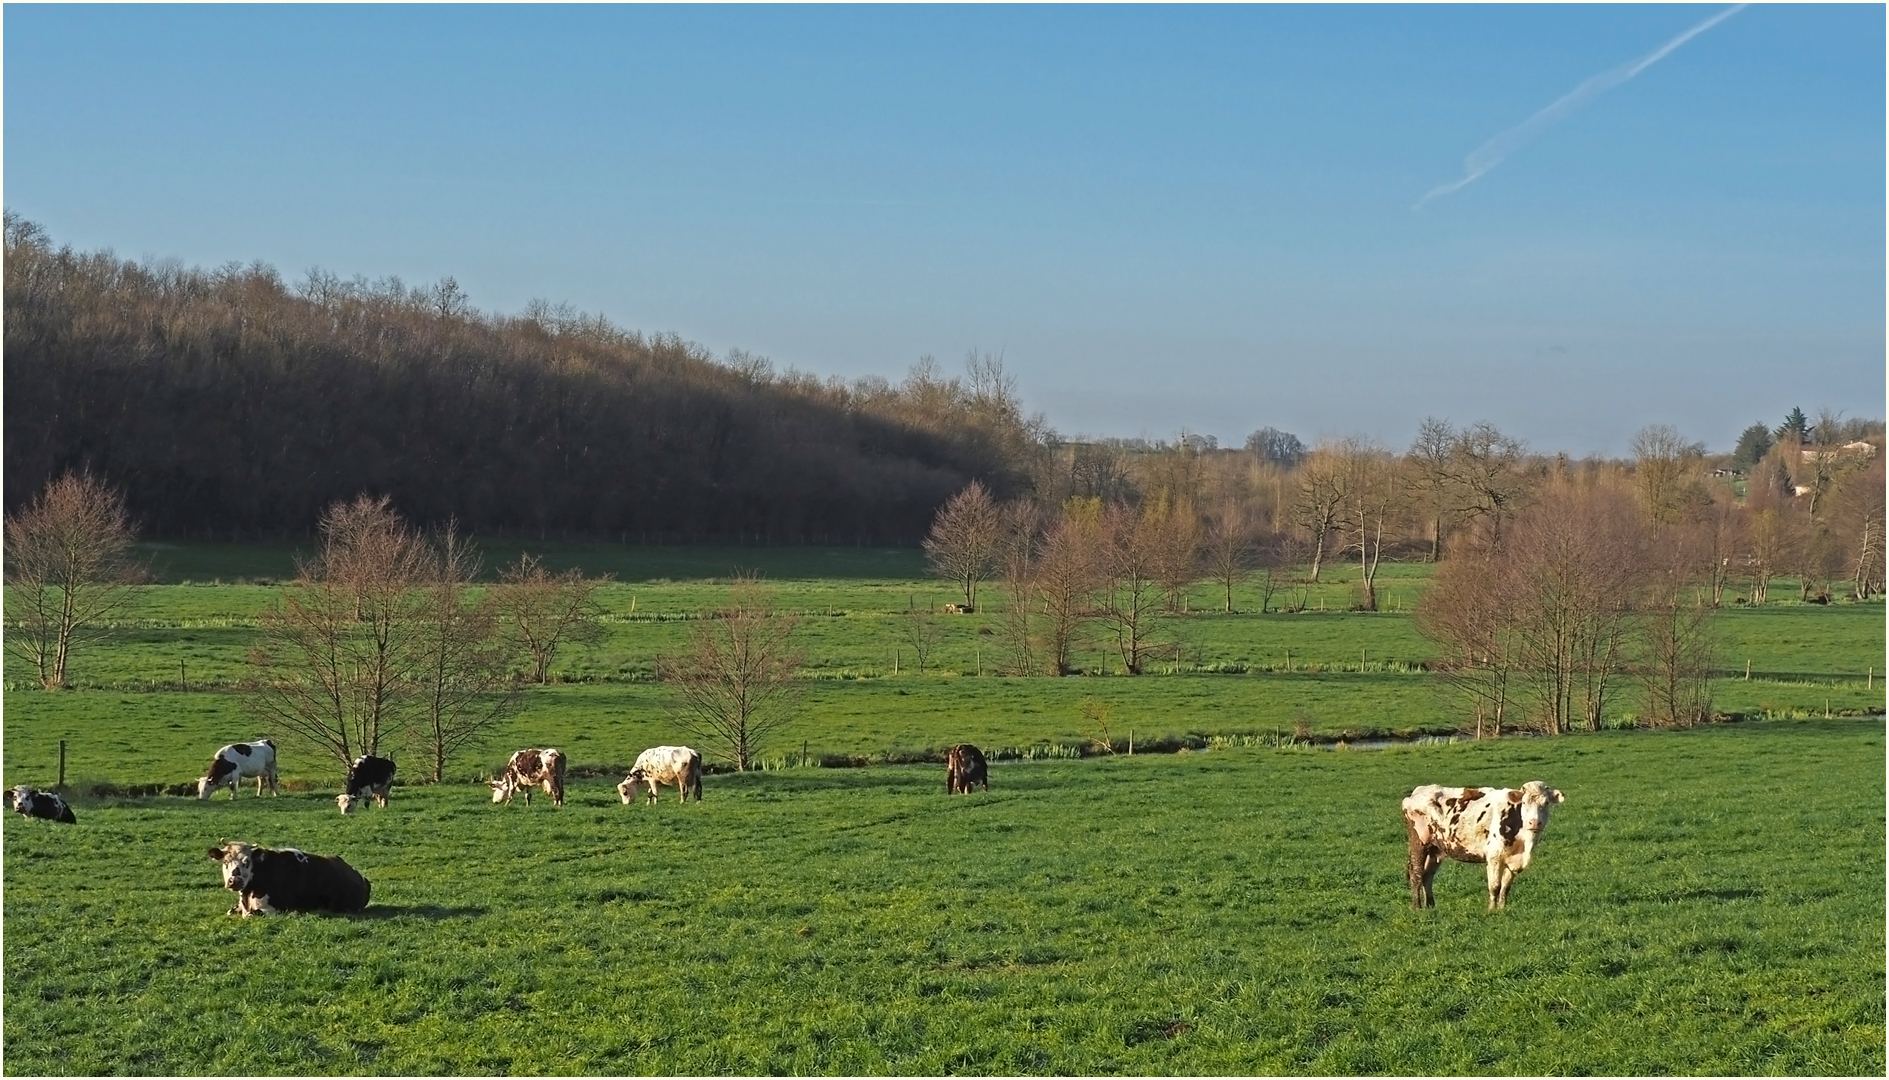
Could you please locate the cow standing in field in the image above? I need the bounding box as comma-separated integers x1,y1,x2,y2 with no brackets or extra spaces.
945,744,989,794
618,746,703,805
206,841,371,917
491,748,567,807
1402,781,1565,910
197,740,279,800
335,755,397,814
11,786,77,824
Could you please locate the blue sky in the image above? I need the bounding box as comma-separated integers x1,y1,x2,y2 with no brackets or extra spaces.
5,4,1882,456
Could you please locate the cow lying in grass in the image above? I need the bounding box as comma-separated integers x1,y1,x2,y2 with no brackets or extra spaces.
491,748,566,807
206,841,370,917
1403,781,1565,910
335,755,396,814
11,786,76,824
618,746,703,805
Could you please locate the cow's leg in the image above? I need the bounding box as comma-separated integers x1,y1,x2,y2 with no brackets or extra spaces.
1486,861,1505,910
1406,825,1432,909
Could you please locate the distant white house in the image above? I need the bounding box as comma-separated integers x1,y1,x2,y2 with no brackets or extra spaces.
1798,440,1877,464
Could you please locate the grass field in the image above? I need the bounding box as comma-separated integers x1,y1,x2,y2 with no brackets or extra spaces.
3,720,1882,1074
4,544,1885,1074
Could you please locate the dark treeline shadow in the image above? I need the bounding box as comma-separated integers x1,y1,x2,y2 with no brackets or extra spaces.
3,215,1039,544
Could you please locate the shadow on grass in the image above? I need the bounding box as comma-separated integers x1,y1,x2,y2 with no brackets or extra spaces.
355,903,487,921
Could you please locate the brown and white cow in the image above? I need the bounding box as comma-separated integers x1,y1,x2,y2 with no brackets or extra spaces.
617,746,703,805
206,841,371,917
945,743,989,794
1402,781,1565,910
197,740,279,800
490,748,566,807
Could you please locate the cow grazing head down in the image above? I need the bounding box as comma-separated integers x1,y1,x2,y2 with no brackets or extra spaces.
206,840,371,917
197,740,279,800
11,785,77,824
336,755,397,814
617,746,704,805
1403,781,1565,910
945,744,989,795
491,748,567,807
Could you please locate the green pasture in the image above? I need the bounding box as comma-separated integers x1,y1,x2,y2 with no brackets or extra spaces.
4,546,1883,792
4,719,1882,1075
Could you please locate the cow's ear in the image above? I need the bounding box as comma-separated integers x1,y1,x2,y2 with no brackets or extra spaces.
207,846,225,860
1507,789,1523,804
1551,789,1565,804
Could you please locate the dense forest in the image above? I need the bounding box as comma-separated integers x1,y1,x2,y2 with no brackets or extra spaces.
3,215,1043,543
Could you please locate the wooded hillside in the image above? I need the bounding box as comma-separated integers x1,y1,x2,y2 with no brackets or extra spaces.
3,215,1041,542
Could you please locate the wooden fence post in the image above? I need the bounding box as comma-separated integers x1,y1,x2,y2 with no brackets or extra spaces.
58,740,67,789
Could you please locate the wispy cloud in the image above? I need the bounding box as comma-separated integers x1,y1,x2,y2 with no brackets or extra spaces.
1416,4,1747,209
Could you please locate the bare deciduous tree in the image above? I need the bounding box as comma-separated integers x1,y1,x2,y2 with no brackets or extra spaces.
1416,548,1520,738
411,523,523,782
246,496,432,767
3,471,140,690
492,554,611,683
1033,500,1104,676
660,575,805,771
1630,424,1706,526
923,481,1002,611
1099,501,1165,675
1829,455,1886,599
899,601,944,673
1637,545,1717,728
1201,503,1254,613
1407,417,1457,561
1292,450,1347,583
1446,422,1532,550
1333,438,1400,611
994,499,1042,676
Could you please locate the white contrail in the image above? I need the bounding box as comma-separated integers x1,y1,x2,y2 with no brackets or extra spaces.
1416,4,1747,208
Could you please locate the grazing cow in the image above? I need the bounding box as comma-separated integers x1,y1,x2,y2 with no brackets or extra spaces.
1403,781,1566,910
335,755,397,814
490,748,567,807
945,743,989,794
10,785,77,824
197,740,279,800
206,841,371,917
617,746,703,805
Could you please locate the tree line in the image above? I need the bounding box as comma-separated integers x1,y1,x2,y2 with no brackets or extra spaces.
927,412,1885,732
3,214,1041,544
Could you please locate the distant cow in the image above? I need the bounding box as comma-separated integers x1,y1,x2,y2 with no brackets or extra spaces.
206,841,371,917
10,785,76,824
1402,781,1565,910
491,748,566,807
945,743,989,794
618,746,703,805
941,603,973,614
198,740,278,800
336,755,397,814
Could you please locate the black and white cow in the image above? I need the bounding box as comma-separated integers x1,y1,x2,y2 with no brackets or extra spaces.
206,841,371,917
10,785,77,824
197,740,279,800
1402,781,1566,910
490,748,566,807
335,755,397,814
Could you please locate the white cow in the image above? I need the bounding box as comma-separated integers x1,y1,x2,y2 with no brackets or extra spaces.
1402,781,1565,910
617,746,703,805
198,740,279,800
